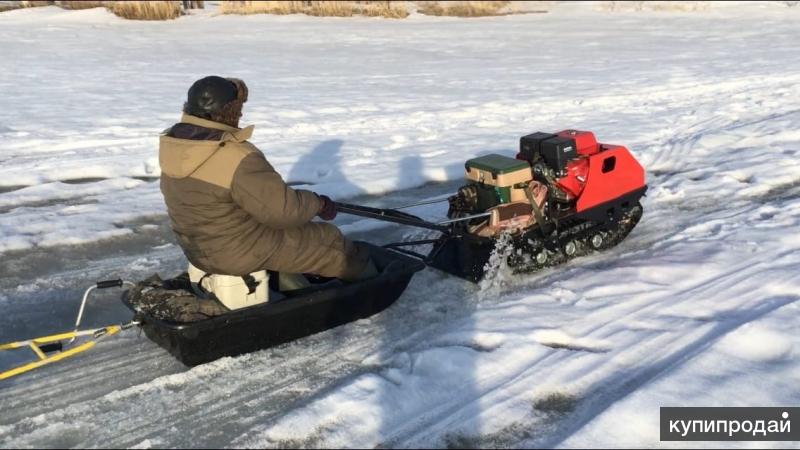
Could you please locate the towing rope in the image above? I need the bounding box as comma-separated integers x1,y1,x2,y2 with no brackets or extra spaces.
0,279,136,381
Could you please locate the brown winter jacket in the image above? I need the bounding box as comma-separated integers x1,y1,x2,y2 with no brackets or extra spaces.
159,114,368,279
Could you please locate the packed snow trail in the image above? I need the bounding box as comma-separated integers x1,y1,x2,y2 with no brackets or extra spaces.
2,3,800,448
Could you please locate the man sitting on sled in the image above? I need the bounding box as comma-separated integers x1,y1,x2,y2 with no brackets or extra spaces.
159,76,376,305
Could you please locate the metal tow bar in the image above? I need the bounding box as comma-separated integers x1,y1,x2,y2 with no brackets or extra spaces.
335,202,452,233
334,201,492,262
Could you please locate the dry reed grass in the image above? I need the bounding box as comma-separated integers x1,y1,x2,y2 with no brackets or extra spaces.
220,1,408,18
358,2,408,18
57,1,106,10
2,0,405,17
0,1,54,12
108,0,181,20
600,1,710,12
0,1,21,12
19,1,55,7
417,1,510,17
1,0,541,18
649,1,709,12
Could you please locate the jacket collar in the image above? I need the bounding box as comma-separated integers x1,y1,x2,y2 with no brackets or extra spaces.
180,113,254,143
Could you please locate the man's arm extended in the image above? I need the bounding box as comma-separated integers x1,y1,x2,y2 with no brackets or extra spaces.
231,152,322,229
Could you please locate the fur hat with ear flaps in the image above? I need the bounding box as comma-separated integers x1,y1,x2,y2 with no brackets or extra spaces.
184,76,249,128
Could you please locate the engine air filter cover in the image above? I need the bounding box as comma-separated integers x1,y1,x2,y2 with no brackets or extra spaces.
540,136,578,172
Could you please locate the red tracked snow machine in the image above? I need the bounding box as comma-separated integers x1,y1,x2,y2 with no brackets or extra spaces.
337,129,647,282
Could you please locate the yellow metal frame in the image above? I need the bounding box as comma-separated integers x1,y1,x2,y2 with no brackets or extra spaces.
0,325,121,381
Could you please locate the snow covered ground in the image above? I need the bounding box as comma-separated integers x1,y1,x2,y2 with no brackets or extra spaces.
1,2,799,448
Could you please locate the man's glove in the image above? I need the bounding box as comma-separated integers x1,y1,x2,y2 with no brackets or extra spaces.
317,194,337,221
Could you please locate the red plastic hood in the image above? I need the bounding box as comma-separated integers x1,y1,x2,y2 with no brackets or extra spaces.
557,129,599,156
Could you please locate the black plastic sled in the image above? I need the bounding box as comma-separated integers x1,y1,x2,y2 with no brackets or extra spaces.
122,244,425,366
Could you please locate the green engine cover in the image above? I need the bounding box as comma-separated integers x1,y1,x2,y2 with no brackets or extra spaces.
465,154,530,175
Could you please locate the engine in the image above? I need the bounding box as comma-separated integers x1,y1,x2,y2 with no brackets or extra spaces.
448,129,646,237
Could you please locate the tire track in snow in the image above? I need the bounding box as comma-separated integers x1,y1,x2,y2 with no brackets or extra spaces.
537,295,799,449
645,78,800,171
388,258,800,448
